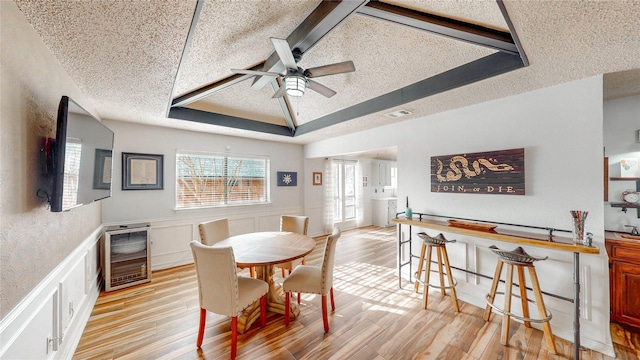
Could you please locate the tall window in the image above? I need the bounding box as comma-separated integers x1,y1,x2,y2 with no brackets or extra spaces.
332,160,356,224
176,151,270,209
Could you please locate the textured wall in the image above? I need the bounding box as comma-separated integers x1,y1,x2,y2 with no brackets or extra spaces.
0,2,102,319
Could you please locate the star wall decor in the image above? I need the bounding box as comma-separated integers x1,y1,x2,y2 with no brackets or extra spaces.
277,172,297,186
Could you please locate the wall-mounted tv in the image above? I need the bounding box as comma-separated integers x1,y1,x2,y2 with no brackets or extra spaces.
50,96,114,212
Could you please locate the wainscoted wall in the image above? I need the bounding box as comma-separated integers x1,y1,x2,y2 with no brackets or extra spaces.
111,207,305,272
0,226,102,360
305,77,615,356
0,1,103,323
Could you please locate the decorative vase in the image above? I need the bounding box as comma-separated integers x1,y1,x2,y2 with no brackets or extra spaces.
405,196,412,219
570,210,588,245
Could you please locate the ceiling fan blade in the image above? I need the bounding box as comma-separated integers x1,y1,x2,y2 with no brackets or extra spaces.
270,38,298,70
272,84,287,98
231,69,280,77
304,61,355,78
307,79,337,98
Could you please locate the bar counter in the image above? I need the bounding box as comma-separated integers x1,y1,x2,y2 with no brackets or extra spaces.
391,216,600,254
392,214,600,359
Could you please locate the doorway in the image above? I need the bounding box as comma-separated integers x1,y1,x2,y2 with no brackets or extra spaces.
332,159,357,229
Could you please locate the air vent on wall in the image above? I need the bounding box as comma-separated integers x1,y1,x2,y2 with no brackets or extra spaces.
384,109,412,118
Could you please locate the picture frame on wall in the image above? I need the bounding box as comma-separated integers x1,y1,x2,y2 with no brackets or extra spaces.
313,172,322,186
277,171,297,186
93,148,112,189
122,152,164,190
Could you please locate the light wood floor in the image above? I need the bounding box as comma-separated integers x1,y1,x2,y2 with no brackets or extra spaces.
74,226,640,359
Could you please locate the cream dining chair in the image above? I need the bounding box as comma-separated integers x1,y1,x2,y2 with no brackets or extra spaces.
198,218,230,246
190,241,268,359
198,218,254,277
274,215,310,277
282,227,341,333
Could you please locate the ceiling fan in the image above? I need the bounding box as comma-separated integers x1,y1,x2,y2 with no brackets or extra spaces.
231,38,355,99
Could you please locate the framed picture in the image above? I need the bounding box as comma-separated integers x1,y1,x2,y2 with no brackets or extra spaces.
430,148,525,195
277,171,297,186
313,172,322,186
122,152,164,190
93,149,112,189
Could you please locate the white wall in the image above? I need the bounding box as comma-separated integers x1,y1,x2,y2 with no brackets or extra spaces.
603,94,640,230
1,3,104,358
303,157,327,235
305,76,614,355
101,120,310,270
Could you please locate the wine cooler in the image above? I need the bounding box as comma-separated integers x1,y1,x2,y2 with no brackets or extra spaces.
104,223,151,291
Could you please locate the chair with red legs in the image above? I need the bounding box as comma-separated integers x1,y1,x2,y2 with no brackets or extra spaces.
275,215,310,277
190,241,268,359
282,227,341,332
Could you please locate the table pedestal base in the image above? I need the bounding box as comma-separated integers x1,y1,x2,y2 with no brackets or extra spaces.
237,264,300,334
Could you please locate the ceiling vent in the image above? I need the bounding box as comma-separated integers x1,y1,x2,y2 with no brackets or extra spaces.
384,109,412,118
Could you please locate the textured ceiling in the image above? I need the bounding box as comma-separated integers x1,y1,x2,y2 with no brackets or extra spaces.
14,0,640,148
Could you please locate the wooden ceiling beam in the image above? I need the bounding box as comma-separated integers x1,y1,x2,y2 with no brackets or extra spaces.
295,52,525,136
171,62,265,108
168,107,294,137
357,1,519,55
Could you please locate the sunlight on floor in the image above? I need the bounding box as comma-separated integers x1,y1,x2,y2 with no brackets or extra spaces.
333,261,419,316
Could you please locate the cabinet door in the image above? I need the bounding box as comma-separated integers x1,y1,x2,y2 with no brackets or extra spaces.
611,261,640,328
378,163,387,186
378,163,392,186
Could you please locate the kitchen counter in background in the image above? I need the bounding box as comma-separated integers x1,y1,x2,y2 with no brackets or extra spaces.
372,197,397,227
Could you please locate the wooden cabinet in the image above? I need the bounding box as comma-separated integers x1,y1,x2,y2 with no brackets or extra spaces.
606,235,640,330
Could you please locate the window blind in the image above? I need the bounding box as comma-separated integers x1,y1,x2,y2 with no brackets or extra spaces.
62,138,82,209
176,151,270,209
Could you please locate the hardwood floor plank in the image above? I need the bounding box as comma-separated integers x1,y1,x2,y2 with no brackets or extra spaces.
73,226,635,359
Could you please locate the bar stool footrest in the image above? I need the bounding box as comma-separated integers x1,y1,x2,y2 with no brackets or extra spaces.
414,271,458,290
485,292,553,323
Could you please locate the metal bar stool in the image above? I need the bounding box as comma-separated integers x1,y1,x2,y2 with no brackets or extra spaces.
483,245,557,354
414,232,459,312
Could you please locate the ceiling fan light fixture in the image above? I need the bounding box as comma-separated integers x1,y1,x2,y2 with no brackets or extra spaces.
285,75,307,97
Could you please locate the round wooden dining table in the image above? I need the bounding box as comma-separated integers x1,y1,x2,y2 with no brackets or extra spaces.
212,231,316,333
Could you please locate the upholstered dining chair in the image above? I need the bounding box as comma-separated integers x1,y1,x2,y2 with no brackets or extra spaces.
190,241,268,359
198,218,230,246
275,215,310,277
282,227,341,333
199,218,254,277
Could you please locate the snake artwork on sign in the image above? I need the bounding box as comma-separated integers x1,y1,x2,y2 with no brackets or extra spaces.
436,155,514,182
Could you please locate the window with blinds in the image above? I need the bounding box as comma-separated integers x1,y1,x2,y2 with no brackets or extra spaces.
176,151,270,209
62,138,82,209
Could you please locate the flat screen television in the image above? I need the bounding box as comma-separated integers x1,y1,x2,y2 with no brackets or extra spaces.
50,96,114,212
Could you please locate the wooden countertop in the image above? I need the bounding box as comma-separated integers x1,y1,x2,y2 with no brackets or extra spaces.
605,231,640,244
392,217,600,254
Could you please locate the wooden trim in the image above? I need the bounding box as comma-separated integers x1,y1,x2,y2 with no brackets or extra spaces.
392,218,600,254
610,177,640,181
604,157,609,202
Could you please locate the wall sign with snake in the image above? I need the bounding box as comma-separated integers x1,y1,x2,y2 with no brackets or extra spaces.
430,148,525,195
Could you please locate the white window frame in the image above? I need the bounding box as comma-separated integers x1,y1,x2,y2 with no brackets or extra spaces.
175,150,270,209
